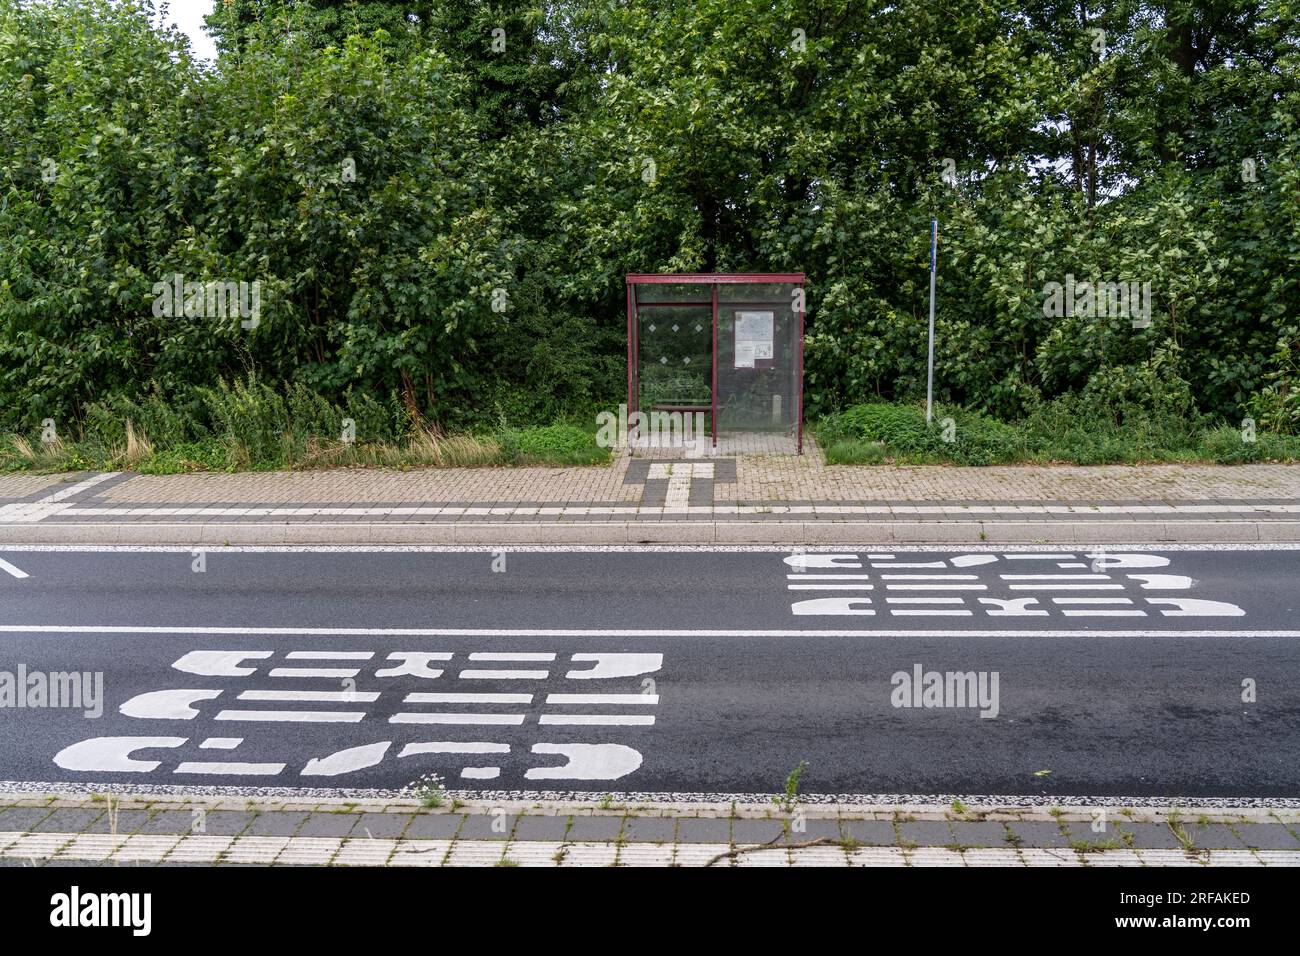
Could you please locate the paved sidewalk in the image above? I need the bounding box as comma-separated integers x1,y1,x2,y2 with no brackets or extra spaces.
2,449,1299,543
3,794,1297,868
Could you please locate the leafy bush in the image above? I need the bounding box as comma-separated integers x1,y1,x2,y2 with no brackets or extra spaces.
504,424,608,466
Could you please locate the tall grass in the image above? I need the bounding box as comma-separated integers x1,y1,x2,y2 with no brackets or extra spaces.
0,378,609,473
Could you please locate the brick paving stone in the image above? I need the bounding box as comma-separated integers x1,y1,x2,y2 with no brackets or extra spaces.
620,816,676,844
898,821,953,846
1005,821,1071,848
676,817,733,843
243,812,310,837
1229,823,1300,849
38,451,1295,514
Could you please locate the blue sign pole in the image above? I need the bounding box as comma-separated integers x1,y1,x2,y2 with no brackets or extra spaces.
926,219,938,424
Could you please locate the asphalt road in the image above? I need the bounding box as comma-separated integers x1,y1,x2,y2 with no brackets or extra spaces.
1,545,1298,802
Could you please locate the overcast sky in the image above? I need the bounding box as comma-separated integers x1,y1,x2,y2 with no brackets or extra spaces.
162,0,218,62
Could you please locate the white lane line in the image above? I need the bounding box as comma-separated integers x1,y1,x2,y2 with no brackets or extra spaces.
537,715,656,726
886,584,987,590
0,625,1292,637
787,583,875,590
389,713,525,725
1060,610,1147,617
886,597,965,604
1008,584,1123,590
403,693,533,704
268,667,360,678
880,574,978,580
215,710,366,722
1000,574,1111,580
546,694,659,705
0,558,28,579
0,544,1294,553
237,690,380,703
174,762,285,776
286,651,374,660
466,652,556,661
459,669,548,680
397,743,511,756
1052,598,1134,605
786,574,873,579
889,610,973,616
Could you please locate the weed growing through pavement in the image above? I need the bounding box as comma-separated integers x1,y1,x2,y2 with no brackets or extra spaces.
773,760,808,814
403,772,448,809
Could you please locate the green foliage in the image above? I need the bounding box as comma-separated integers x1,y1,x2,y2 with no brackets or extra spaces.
500,423,608,465
816,399,1300,465
0,0,1297,451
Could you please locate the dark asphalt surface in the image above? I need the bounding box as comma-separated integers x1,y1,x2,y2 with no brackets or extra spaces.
1,546,1298,800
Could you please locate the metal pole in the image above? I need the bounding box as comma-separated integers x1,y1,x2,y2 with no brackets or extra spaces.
926,219,937,424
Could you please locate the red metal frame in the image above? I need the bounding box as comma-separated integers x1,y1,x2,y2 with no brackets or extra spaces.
626,273,806,454
710,284,718,448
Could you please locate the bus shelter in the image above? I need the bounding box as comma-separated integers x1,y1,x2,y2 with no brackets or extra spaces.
626,273,805,454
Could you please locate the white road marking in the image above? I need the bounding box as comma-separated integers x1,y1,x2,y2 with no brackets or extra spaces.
215,710,365,723
237,690,380,703
787,583,874,590
1149,598,1246,617
566,653,663,679
1052,598,1134,604
887,597,965,604
2,544,1297,553
1000,574,1111,580
784,554,862,569
175,761,284,776
786,573,873,579
1128,574,1195,589
1060,610,1146,617
54,737,186,773
0,624,1282,636
538,715,655,726
302,742,391,777
376,652,451,678
269,667,360,678
120,689,221,720
31,500,1300,520
888,610,972,616
459,669,548,680
467,652,556,661
0,558,28,579
389,713,525,725
546,694,659,705
1008,583,1122,590
880,574,978,579
0,472,123,524
397,742,511,757
791,598,875,615
460,767,500,779
199,738,242,749
886,584,987,590
404,693,533,704
287,651,374,660
524,743,642,780
174,650,271,676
